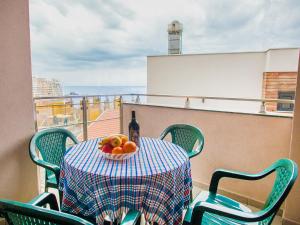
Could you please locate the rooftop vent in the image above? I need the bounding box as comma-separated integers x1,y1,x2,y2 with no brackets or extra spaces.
168,20,183,55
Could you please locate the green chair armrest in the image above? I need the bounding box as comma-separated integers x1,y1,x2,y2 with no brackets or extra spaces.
209,168,273,194
29,136,61,184
1,198,94,225
28,192,59,211
190,201,260,224
66,130,80,145
188,146,202,158
34,159,60,183
33,159,60,174
121,210,142,225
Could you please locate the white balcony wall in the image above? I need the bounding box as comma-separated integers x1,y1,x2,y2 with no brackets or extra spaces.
285,55,300,225
122,103,292,207
0,0,38,201
265,49,299,72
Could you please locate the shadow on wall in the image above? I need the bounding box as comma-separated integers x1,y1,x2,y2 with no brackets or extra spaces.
0,135,38,201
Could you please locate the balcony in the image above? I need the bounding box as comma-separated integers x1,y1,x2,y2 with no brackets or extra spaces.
31,94,295,225
1,1,300,225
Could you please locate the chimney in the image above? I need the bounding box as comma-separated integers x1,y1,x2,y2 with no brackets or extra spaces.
168,20,183,54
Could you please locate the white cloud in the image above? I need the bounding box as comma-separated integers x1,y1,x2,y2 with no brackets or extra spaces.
29,0,300,85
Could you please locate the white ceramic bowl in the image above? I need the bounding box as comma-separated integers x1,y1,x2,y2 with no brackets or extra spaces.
99,147,139,160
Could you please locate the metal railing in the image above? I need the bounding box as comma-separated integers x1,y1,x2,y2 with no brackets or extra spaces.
33,94,295,141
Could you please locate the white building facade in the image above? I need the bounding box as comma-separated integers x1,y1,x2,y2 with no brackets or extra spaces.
147,48,299,113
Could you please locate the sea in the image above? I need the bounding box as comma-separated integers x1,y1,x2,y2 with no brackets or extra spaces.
63,85,146,96
63,85,147,102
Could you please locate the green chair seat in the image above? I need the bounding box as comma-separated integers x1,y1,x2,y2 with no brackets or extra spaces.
185,191,254,225
29,128,79,193
183,158,298,225
201,213,259,225
160,124,205,159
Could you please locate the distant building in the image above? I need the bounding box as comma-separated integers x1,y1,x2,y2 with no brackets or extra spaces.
168,20,183,55
147,48,299,113
32,76,63,97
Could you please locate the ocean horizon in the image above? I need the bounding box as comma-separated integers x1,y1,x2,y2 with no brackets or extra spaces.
63,85,147,96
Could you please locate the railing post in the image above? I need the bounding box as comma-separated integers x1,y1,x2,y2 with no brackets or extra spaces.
135,95,140,104
259,101,266,114
202,97,205,103
104,96,110,110
33,101,38,132
82,96,88,141
120,96,123,133
185,97,190,108
113,96,117,109
131,95,135,103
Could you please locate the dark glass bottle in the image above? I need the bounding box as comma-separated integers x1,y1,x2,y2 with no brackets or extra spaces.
129,110,140,147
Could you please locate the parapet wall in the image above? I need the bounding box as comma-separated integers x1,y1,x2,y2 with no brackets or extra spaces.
122,103,292,206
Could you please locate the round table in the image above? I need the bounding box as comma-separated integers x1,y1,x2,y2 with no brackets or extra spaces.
59,137,192,225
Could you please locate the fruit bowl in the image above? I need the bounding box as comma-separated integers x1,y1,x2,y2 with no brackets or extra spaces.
98,134,138,160
99,147,139,160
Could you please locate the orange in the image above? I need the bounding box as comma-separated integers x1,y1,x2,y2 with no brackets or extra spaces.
112,147,123,154
123,141,136,153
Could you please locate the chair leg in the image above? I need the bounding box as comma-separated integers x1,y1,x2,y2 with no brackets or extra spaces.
44,173,48,193
41,184,49,208
104,220,112,225
59,190,63,205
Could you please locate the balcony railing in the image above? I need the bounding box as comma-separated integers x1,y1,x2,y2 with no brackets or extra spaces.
33,94,294,141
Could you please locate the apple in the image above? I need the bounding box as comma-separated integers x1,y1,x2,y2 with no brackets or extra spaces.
102,144,113,153
109,136,122,147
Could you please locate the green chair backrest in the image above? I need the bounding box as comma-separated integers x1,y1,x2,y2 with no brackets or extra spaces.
30,128,79,180
260,159,298,225
0,199,92,225
161,124,204,155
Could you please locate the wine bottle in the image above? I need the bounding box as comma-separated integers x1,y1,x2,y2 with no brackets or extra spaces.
129,110,140,147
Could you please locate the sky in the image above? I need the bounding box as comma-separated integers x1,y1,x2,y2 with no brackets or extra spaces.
29,0,300,86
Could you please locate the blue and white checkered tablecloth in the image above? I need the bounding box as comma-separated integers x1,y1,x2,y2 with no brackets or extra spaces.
59,137,192,225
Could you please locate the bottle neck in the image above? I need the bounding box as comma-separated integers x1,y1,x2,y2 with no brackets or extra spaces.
131,111,136,120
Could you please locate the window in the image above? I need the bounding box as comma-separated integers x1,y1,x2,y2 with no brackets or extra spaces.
277,91,295,111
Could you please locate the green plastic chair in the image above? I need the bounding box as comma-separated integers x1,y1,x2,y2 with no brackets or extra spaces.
160,124,205,158
184,158,298,225
0,192,141,225
29,128,79,192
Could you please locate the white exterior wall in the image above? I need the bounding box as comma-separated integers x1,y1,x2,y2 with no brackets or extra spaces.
0,0,38,201
265,49,299,72
147,49,299,113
